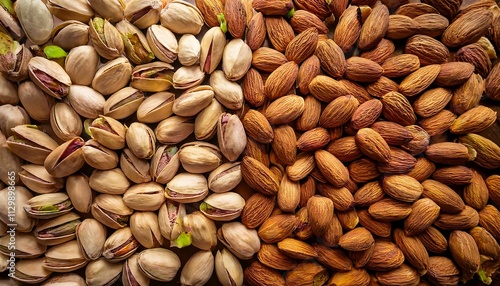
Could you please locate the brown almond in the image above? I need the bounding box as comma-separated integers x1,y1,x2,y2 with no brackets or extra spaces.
421,179,465,214
299,176,316,207
296,127,330,151
434,205,479,230
432,165,474,186
338,207,359,231
293,207,314,241
289,10,329,34
306,195,334,236
382,175,423,203
241,193,276,229
399,64,442,97
349,243,375,268
376,263,421,286
413,87,453,118
309,75,348,103
365,76,400,98
294,0,331,20
285,27,319,64
348,158,381,184
419,110,456,137
243,68,266,107
469,226,500,261
450,105,497,135
350,99,383,130
459,134,500,170
241,156,279,195
386,15,419,40
345,57,383,83
313,243,353,271
449,230,481,281
382,54,420,78
258,214,298,243
425,142,475,165
265,95,304,125
328,268,370,286
404,198,440,236
244,261,285,286
395,3,439,18
277,238,318,260
421,0,460,19
400,125,430,156
417,226,448,254
271,125,297,166
257,244,297,271
360,38,396,65
442,9,493,48
485,60,500,100
435,62,474,87
319,95,359,128
378,147,417,174
225,0,247,38
405,35,449,66
286,153,315,182
315,39,346,79
355,128,391,163
358,209,392,238
366,240,405,271
368,198,412,222
265,16,295,52
264,61,298,101
246,12,266,51
244,137,270,167
414,13,449,37
252,0,293,16
252,47,288,73
243,109,274,144
358,5,389,50
296,55,321,96
296,95,321,131
277,174,300,212
340,79,372,104
339,227,374,251
393,228,429,274
315,149,350,188
463,169,489,211
285,262,328,286
381,91,417,126
334,6,362,52
455,43,492,78
326,136,363,163
405,157,436,182
354,181,385,207
450,73,484,115
479,205,500,241
427,256,461,286
371,121,414,146
320,213,343,247
318,184,355,212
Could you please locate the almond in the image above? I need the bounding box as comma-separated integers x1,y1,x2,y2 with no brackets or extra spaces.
405,35,449,66
395,3,439,18
244,137,270,167
419,110,456,137
334,6,362,52
286,153,315,181
435,206,479,231
337,207,360,231
292,208,314,240
277,174,300,212
414,13,449,37
417,226,448,254
224,0,247,38
421,0,461,19
285,27,319,64
242,109,274,143
345,57,383,83
400,125,430,156
309,75,349,102
442,8,493,48
315,39,346,79
264,61,298,101
366,76,400,98
354,181,385,207
463,169,489,210
376,263,421,286
320,213,343,247
242,68,266,107
455,43,492,78
421,179,465,214
296,127,330,151
319,95,359,128
459,133,500,170
378,147,417,174
358,209,392,238
296,55,321,95
413,87,453,118
294,0,331,20
432,165,474,186
271,124,297,166
479,205,500,241
382,54,420,78
277,238,318,260
386,15,419,40
425,142,476,165
314,149,349,188
382,174,423,203
360,38,396,64
366,240,405,271
371,121,414,146
404,198,440,236
449,230,481,281
252,0,293,16
328,268,371,286
265,16,295,52
340,79,373,104
485,61,500,101
289,9,329,34
252,47,288,73
257,244,297,271
258,214,298,243
358,4,390,50
246,12,267,51
398,64,441,97
355,128,391,163
381,91,417,126
307,195,334,236
196,0,224,28
369,198,412,222
285,262,328,286
427,256,461,286
350,99,383,130
299,176,316,207
265,95,305,125
339,227,374,251
241,193,276,228
313,243,353,271
326,136,363,163
244,261,286,286
241,156,279,195
405,157,436,183
393,228,429,275
348,158,381,184
296,95,321,131
318,184,355,212
349,244,375,268
449,105,497,135
434,62,474,87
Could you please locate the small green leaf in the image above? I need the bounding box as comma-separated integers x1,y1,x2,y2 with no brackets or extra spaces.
285,7,296,19
217,13,228,34
0,0,14,15
478,268,492,285
43,45,67,59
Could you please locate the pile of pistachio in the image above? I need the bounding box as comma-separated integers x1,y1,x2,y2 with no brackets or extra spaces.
0,0,258,285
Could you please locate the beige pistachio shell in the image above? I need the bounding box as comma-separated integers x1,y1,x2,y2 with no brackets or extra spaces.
217,113,247,162
131,62,174,93
52,21,90,51
209,70,244,110
18,81,54,122
15,0,53,45
215,248,244,286
123,254,150,286
173,85,214,117
194,98,224,141
180,251,214,286
0,187,35,232
137,91,175,123
123,182,165,211
66,174,92,213
43,240,88,272
125,0,162,29
85,258,123,286
116,20,155,65
0,131,23,186
208,162,242,193
160,0,204,35
87,0,125,23
138,248,181,282
28,57,71,99
200,26,226,74
150,144,180,184
158,200,185,241
50,103,82,141
201,192,245,221
46,0,94,23
44,137,85,178
217,222,260,260
0,104,30,137
0,233,46,259
104,87,145,120
64,45,100,86
41,273,86,286
90,168,130,195
76,218,107,260
182,211,217,250
24,192,72,219
103,227,140,262
6,124,58,165
0,4,24,40
34,212,81,246
19,164,64,195
146,24,178,63
82,139,119,170
130,211,164,248
92,57,132,95
179,141,222,173
89,116,127,150
120,148,152,183
165,173,209,203
178,34,200,66
91,194,133,229
222,39,252,81
14,258,52,284
155,116,194,144
89,17,125,60
126,122,156,159
173,65,205,90
67,85,105,119
0,72,18,105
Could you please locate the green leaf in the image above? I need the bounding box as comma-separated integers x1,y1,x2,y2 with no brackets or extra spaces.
0,0,14,15
285,7,296,19
217,13,228,34
43,45,68,59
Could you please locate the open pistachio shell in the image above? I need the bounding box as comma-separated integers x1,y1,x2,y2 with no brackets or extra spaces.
158,200,185,241
0,233,46,259
24,192,72,219
165,173,208,203
200,26,226,74
34,212,81,246
215,248,244,286
116,20,155,65
52,21,90,51
124,0,162,29
208,162,242,193
137,91,175,123
104,87,145,120
123,254,150,286
50,102,82,141
125,122,156,159
131,62,174,92
130,211,164,249
85,258,123,286
82,139,119,170
89,115,127,150
123,182,165,211
91,194,133,229
41,273,86,286
19,164,64,195
46,0,94,23
87,0,125,23
92,57,132,95
150,144,180,184
178,141,222,173
103,227,140,262
200,192,245,221
120,148,152,183
13,258,52,284
182,211,217,250
217,222,260,260
15,0,53,45
194,98,224,141
172,65,205,90
6,125,58,165
146,24,178,63
160,0,204,35
172,85,214,117
43,137,85,178
43,240,88,272
28,57,71,99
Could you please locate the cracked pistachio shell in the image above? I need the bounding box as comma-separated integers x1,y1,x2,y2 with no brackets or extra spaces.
216,248,244,286
6,124,58,165
89,168,130,195
64,45,99,86
19,164,64,195
178,34,200,66
160,0,204,35
89,115,127,150
180,251,214,286
130,211,164,248
179,141,222,173
217,113,247,162
155,116,194,144
0,104,30,137
195,98,224,141
82,139,119,170
208,162,242,193
125,0,162,29
43,240,88,272
123,254,150,286
91,194,133,229
222,39,252,81
0,42,31,82
210,70,244,110
104,87,145,120
13,258,52,284
146,24,178,63
44,137,85,178
137,91,175,123
158,200,185,241
173,65,205,90
50,102,82,141
92,57,132,95
165,173,209,203
28,57,71,99
173,85,214,117
15,0,53,44
0,3,24,40
67,85,105,119
0,73,18,105
18,81,54,122
125,122,155,159
150,144,180,184
0,233,46,259
182,211,217,250
52,21,90,51
200,26,226,74
87,0,125,23
85,258,123,286
138,248,181,282
0,186,35,232
200,192,245,221
131,62,174,92
217,222,260,260
42,273,86,286
24,192,72,219
116,20,155,65
46,0,94,23
120,148,152,183
123,182,165,211
66,174,92,213
76,218,107,260
34,212,81,246
88,17,124,60
103,227,140,262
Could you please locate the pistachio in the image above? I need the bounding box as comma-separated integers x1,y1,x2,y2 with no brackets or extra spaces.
87,0,125,23
15,0,53,45
24,192,72,219
223,39,253,81
91,194,133,229
51,21,89,51
131,62,174,92
34,212,80,246
123,182,165,211
137,91,175,123
44,137,85,178
200,26,226,74
18,81,54,122
200,192,245,221
28,57,72,99
7,125,58,165
66,174,92,213
150,144,180,184
67,85,105,119
160,0,204,35
13,258,52,284
179,141,222,173
64,45,99,86
158,200,186,241
89,168,130,195
124,0,162,29
155,116,194,144
165,172,209,203
0,233,46,258
182,211,217,250
50,102,82,141
46,0,94,23
0,188,32,233
173,85,214,117
0,104,30,137
138,248,181,282
208,162,242,193
180,251,215,286
218,112,247,162
0,2,24,40
89,17,125,60
178,34,201,66
116,20,155,65
82,139,120,170
120,148,152,183
146,24,178,63
210,70,244,110
216,248,244,286
172,65,205,90
19,164,64,194
43,240,88,272
126,122,156,159
42,273,86,286
76,218,107,261
130,211,164,248
123,254,150,286
85,258,123,286
0,73,18,105
195,98,225,141
0,131,22,186
92,57,132,96
103,227,139,262
104,87,145,120
0,40,31,82
89,115,127,150
218,222,261,260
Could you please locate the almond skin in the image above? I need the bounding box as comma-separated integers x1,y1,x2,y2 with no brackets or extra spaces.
258,214,298,243
378,147,417,174
313,243,353,271
360,39,396,65
381,91,417,126
271,125,297,166
425,142,476,165
355,128,391,163
297,127,330,151
296,55,321,96
449,230,481,281
285,27,319,64
358,209,392,238
369,198,412,222
289,10,329,34
450,105,497,135
296,95,321,131
386,15,419,40
435,62,475,87
404,198,440,236
319,95,359,128
315,39,346,79
382,54,420,78
414,13,449,37
405,35,449,66
242,109,274,144
277,238,318,260
252,0,293,16
421,179,465,214
334,6,362,52
382,174,423,203
485,51,500,100
417,226,449,254
371,121,414,146
442,8,493,48
345,57,383,83
252,47,288,73
396,3,439,18
351,99,383,130
264,61,298,101
243,68,266,107
419,110,456,137
241,193,276,229
393,228,430,275
241,156,280,195
257,244,298,271
265,16,295,52
246,12,267,51
265,95,305,125
225,0,247,38
450,73,484,114
244,261,286,286
315,149,350,188
398,64,442,97
326,136,363,163
366,76,400,98
339,227,374,251
358,5,390,50
413,87,453,118
309,75,348,103
455,43,492,78
366,240,405,271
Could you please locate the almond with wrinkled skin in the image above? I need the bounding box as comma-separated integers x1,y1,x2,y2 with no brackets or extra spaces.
313,243,353,271
286,152,315,181
225,0,247,39
265,95,304,125
328,268,371,286
277,174,300,212
450,105,497,135
241,156,279,196
459,134,500,170
345,57,383,83
355,128,391,163
318,184,355,212
399,65,441,97
258,214,298,243
241,193,276,229
296,95,321,131
442,9,493,48
376,263,421,286
244,261,285,286
349,243,375,269
419,110,456,137
296,127,330,151
369,198,412,222
340,79,372,104
400,125,430,156
393,228,429,275
277,238,317,260
351,99,383,130
405,157,436,182
319,95,359,128
334,6,362,53
252,0,293,16
479,205,500,241
404,198,440,236
366,240,405,271
242,68,266,107
271,125,296,166
358,5,389,50
414,13,449,37
315,39,346,79
366,76,399,98
381,91,417,126
314,149,349,188
308,75,348,103
294,0,331,20
378,147,417,174
246,12,266,51
339,227,374,251
265,17,295,52
382,175,422,203
386,15,419,40
289,10,329,34
395,3,439,18
354,181,385,207
449,230,481,282
252,47,288,73
463,169,489,210
337,208,359,231
432,165,474,186
434,62,474,87
307,196,334,237
360,39,396,65
421,0,461,19
455,43,492,78
485,61,500,101
285,27,318,64
371,121,414,146
326,136,363,163
405,35,449,66
450,73,484,114
264,61,298,101
425,142,476,165
320,213,343,246
421,179,465,214
358,209,392,238
427,256,461,286
382,54,420,78
348,158,380,184
487,175,500,209
242,110,274,144
417,226,448,254
244,137,270,167
299,177,316,208
413,87,453,118
434,205,479,230
257,244,297,271
296,55,321,96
